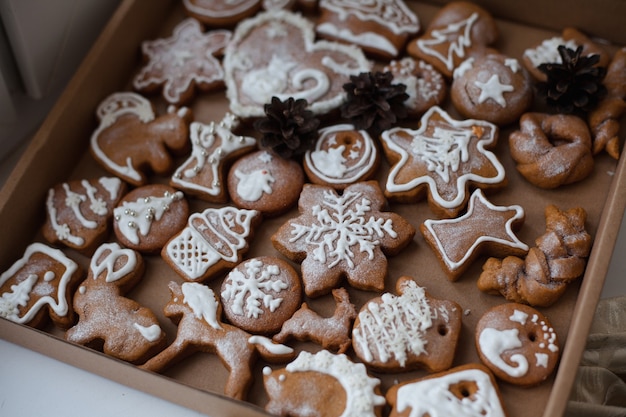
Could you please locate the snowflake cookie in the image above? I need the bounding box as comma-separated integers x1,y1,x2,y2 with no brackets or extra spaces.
220,256,302,334
352,276,462,372
271,181,415,297
133,18,232,105
380,105,506,218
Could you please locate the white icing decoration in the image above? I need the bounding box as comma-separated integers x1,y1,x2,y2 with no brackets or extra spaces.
289,189,396,269
395,368,506,417
417,12,479,71
133,323,163,342
474,74,514,107
43,271,55,282
90,242,138,283
504,58,521,73
114,190,183,245
221,258,288,318
285,350,385,417
316,23,399,56
389,58,443,108
234,168,275,202
165,207,259,281
509,309,529,325
478,327,529,377
381,106,504,210
320,0,420,35
0,243,78,324
63,183,98,229
99,177,122,200
523,37,578,68
182,0,258,19
248,335,294,355
305,124,377,184
411,125,471,183
171,114,256,197
90,92,155,183
181,282,222,329
535,352,549,368
453,57,474,79
421,190,529,271
352,280,444,366
0,274,37,321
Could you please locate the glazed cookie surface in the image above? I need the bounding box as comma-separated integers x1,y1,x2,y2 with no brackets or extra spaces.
223,9,370,118
406,1,499,78
263,349,386,417
386,363,508,417
316,0,420,59
163,206,261,283
272,181,415,297
220,256,302,334
352,277,462,372
420,189,529,281
383,57,447,116
380,105,506,218
303,124,379,189
113,184,188,253
90,92,192,187
475,303,559,386
171,113,257,203
42,177,126,255
451,54,533,126
182,0,262,26
227,149,304,217
66,243,166,364
0,243,83,329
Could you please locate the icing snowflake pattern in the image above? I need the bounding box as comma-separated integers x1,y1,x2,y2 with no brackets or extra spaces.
221,259,288,318
289,189,397,269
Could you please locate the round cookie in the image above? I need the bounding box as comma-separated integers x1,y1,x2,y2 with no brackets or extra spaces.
182,0,262,26
383,57,447,117
303,124,380,190
451,54,533,126
227,150,304,217
475,303,560,386
220,256,302,334
113,184,188,253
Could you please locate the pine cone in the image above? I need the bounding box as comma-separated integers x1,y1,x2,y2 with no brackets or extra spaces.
340,71,408,134
254,96,320,159
537,45,607,115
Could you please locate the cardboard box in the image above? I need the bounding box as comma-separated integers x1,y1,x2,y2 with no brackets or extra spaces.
1,1,625,416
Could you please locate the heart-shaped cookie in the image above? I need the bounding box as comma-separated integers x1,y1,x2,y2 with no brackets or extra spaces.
223,10,371,119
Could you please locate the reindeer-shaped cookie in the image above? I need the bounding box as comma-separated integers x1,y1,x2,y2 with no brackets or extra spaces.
140,281,295,400
90,92,192,186
65,242,166,364
273,287,357,353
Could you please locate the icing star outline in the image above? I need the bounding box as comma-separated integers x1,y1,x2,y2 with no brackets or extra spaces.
380,106,506,217
421,189,529,280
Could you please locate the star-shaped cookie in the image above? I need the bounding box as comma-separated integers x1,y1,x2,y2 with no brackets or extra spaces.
271,181,415,297
420,189,529,281
133,18,231,105
380,106,506,218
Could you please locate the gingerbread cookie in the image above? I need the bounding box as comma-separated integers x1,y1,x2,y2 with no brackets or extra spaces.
352,277,462,372
140,281,294,400
220,256,302,334
476,303,559,386
182,0,262,26
522,27,610,82
113,184,188,254
272,181,415,297
0,243,82,329
380,105,506,218
66,243,166,364
223,9,370,118
383,57,447,117
478,205,592,307
171,113,257,203
386,364,508,417
406,1,499,78
303,124,379,189
133,18,231,105
163,206,261,283
90,92,192,187
263,349,386,417
421,189,529,281
316,0,420,59
273,287,356,353
42,177,126,255
451,54,533,126
227,149,304,217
